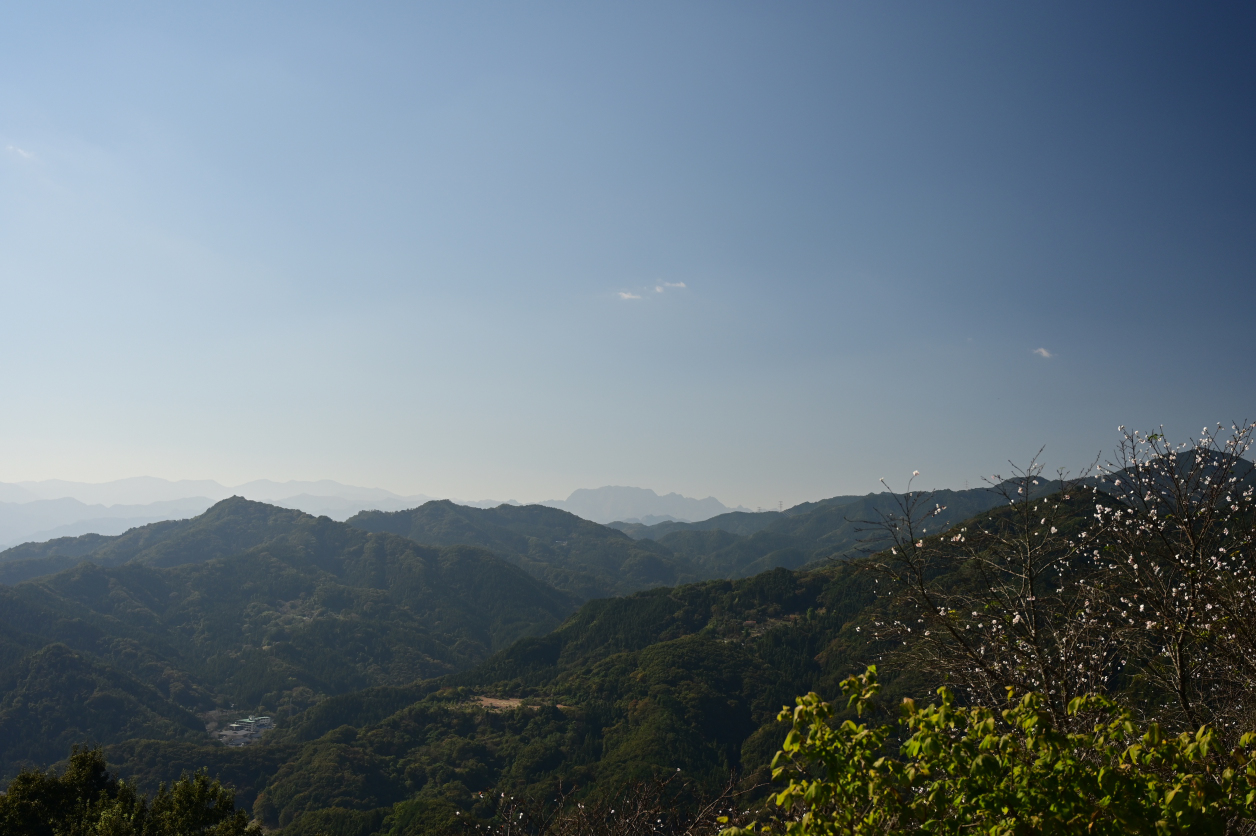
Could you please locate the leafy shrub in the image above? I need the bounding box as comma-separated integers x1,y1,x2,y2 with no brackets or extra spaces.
726,667,1256,835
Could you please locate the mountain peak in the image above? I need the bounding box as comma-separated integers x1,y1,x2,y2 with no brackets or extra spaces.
542,486,745,524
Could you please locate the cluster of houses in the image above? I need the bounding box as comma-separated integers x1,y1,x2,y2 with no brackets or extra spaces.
215,715,274,746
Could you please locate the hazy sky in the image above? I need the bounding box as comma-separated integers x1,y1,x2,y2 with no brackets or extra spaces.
1,2,1253,507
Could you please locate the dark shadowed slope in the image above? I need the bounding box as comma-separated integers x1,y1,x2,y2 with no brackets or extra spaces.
0,643,205,776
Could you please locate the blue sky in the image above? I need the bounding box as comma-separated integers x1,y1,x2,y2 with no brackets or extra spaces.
1,1,1253,507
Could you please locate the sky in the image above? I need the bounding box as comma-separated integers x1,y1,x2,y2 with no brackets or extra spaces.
1,1,1253,508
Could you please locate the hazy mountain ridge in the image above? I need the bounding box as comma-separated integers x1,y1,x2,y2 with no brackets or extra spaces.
542,485,750,524
0,479,441,547
0,497,216,550
0,477,426,507
0,478,750,548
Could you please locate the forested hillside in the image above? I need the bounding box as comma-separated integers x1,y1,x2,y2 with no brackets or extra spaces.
0,485,1018,794
345,487,1013,601
99,487,1091,834
0,499,316,585
0,485,1010,830
100,557,889,833
8,449,1242,836
0,498,574,781
345,502,684,600
610,487,1012,581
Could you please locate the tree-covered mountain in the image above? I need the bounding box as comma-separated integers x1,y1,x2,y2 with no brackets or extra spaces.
99,548,905,834
610,488,1011,583
0,498,575,782
4,486,1012,600
344,487,1012,602
0,643,206,777
0,485,1080,833
85,487,1105,835
613,489,1003,545
6,428,1251,836
346,502,686,600
0,485,1022,789
0,498,316,584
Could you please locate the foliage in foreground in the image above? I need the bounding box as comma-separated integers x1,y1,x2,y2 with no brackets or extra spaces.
0,747,259,836
726,667,1256,836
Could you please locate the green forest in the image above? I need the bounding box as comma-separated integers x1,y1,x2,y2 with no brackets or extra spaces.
2,426,1255,834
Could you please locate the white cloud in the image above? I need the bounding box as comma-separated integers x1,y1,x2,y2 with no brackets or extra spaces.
1032,347,1052,358
5,144,34,160
619,281,685,299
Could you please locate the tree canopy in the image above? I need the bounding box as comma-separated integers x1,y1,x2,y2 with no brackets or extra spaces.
0,747,258,836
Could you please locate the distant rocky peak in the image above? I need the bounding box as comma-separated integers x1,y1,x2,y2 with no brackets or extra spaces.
542,486,747,524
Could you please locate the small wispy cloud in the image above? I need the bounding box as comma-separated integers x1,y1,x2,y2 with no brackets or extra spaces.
618,281,685,300
5,144,34,160
1033,347,1052,358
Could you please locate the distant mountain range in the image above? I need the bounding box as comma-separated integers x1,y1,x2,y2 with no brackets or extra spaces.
0,477,419,506
0,478,442,546
541,485,750,524
0,479,750,548
0,497,218,548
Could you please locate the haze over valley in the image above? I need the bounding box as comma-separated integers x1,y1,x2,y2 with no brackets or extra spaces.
0,480,751,548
